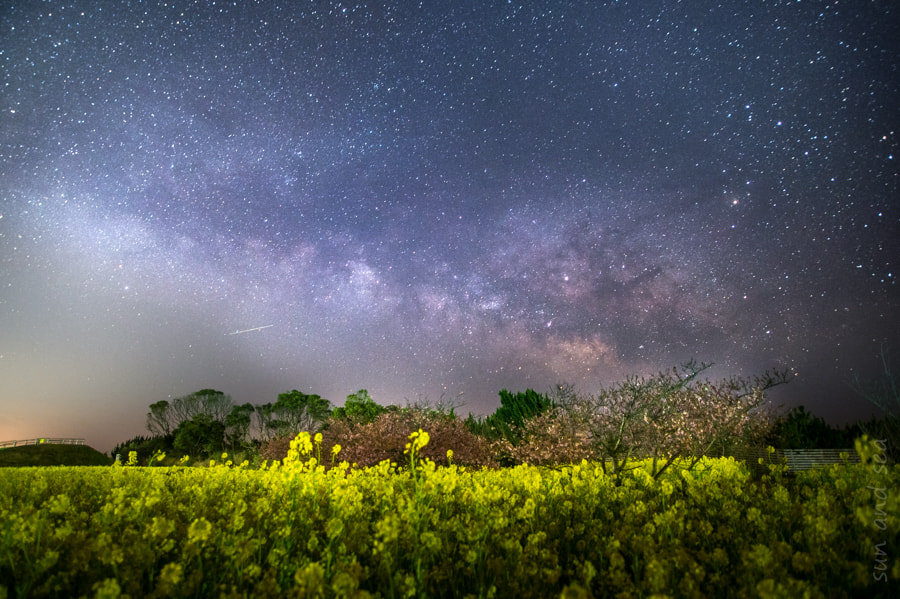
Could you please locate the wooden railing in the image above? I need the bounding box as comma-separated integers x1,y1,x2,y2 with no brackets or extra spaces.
724,447,860,473
0,438,85,449
781,448,862,470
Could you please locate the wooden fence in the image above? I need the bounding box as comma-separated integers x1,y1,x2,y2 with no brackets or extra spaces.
0,438,85,449
724,447,860,475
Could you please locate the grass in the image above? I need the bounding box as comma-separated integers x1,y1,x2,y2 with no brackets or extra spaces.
0,444,113,467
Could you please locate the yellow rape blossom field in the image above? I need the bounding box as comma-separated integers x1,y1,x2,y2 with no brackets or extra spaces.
1,434,897,598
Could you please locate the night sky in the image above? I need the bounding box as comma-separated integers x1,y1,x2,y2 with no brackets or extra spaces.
2,1,898,452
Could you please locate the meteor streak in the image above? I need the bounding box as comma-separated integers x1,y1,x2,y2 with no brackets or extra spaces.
227,324,274,336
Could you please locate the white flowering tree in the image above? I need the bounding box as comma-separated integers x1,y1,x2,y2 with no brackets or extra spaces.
499,361,787,481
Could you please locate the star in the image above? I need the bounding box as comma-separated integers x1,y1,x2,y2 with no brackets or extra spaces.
0,1,897,451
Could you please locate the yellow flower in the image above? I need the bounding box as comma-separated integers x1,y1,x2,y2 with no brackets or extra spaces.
659,481,674,497
404,429,430,455
158,562,183,587
149,516,176,540
294,562,326,593
187,517,213,544
292,432,313,455
91,578,122,599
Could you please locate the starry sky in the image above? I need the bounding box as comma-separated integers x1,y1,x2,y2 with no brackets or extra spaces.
1,1,898,452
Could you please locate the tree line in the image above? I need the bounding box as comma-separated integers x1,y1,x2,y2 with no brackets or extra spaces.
112,354,899,467
116,388,386,460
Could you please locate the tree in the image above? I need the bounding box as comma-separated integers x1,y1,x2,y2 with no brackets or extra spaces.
171,389,234,425
766,405,844,449
849,346,900,417
147,400,174,437
496,361,788,481
173,413,227,458
333,389,387,424
668,368,785,462
848,346,900,461
225,403,256,451
266,390,333,438
146,389,233,437
466,388,555,445
110,434,173,464
254,403,277,441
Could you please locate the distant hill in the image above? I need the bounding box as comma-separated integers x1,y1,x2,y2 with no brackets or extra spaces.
0,444,113,467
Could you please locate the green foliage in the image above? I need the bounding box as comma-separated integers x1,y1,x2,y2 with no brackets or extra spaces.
110,434,174,465
225,402,256,451
139,389,238,459
0,444,112,467
266,389,333,438
254,402,277,441
332,389,388,424
850,414,900,464
146,389,233,438
146,400,173,437
1,453,897,597
465,388,555,445
766,405,853,449
173,413,227,458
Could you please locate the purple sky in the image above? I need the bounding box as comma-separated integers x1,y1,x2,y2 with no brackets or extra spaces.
1,1,897,452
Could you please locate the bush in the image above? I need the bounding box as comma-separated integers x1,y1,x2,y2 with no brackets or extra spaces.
851,414,900,463
262,407,497,469
766,405,853,449
110,434,174,465
258,434,293,463
465,388,555,444
489,405,603,467
495,362,785,480
331,389,389,424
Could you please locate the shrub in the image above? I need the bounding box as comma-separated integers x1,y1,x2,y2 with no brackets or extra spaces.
765,405,853,449
331,389,389,424
262,408,497,469
258,434,293,462
496,362,785,480
110,434,174,465
465,388,555,444
489,405,602,467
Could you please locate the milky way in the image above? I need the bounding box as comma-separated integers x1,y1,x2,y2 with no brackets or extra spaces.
1,1,897,451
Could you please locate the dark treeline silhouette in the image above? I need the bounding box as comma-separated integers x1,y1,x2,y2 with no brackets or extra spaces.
111,357,899,467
